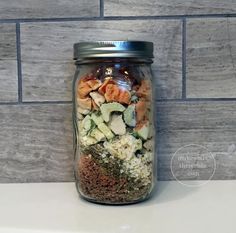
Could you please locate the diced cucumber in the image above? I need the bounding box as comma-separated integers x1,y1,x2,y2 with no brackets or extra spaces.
100,102,125,122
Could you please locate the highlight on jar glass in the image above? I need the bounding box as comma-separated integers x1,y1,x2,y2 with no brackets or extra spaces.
73,41,156,204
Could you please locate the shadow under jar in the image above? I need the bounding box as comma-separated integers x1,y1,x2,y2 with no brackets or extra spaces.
73,41,156,205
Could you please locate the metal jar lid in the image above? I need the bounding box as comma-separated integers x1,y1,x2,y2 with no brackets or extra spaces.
73,41,154,60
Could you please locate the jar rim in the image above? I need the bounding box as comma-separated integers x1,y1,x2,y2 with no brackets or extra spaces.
73,41,154,60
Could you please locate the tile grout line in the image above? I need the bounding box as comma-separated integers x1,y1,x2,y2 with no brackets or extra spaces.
1,98,236,106
22,100,73,104
16,22,22,103
0,101,72,106
0,13,236,23
0,102,19,106
182,18,187,99
100,0,104,18
186,98,236,101
157,98,236,102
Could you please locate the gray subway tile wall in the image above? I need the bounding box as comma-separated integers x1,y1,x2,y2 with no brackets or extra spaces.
187,18,236,98
0,24,18,102
0,0,100,19
0,104,73,182
104,0,236,16
21,21,182,101
157,101,236,180
0,0,236,182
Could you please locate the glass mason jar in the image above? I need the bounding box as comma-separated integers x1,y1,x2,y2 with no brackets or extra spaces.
73,41,156,204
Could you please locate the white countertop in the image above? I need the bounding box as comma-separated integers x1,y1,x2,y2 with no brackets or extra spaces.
0,181,235,233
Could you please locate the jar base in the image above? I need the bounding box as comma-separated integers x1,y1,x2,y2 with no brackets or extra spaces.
76,182,155,205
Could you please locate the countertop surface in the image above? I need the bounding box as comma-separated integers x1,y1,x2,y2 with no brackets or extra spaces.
0,181,235,233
